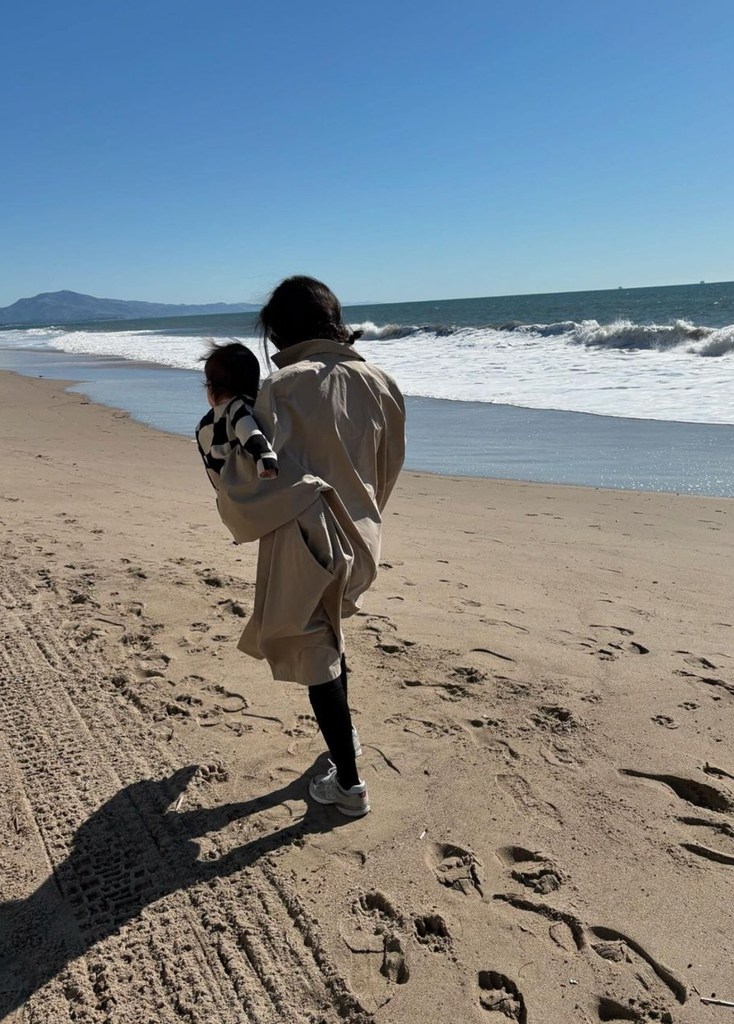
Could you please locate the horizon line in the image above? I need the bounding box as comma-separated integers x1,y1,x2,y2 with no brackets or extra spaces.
2,277,732,314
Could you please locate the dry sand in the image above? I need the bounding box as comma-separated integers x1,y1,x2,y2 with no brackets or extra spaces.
1,370,732,1024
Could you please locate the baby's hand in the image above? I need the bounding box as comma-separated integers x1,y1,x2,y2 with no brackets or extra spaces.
258,468,278,479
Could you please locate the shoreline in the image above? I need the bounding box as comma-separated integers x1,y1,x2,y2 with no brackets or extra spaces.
4,338,734,429
2,349,733,496
1,365,732,500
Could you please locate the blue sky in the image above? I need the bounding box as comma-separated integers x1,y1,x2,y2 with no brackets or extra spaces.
2,0,732,306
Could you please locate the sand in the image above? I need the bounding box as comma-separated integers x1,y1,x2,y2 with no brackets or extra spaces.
0,369,732,1024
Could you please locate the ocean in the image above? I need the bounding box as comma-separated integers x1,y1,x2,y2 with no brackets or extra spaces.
1,281,733,496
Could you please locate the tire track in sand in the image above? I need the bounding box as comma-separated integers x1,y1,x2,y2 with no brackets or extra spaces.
0,562,368,1023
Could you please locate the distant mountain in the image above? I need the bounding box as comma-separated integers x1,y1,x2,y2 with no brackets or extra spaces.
0,290,259,326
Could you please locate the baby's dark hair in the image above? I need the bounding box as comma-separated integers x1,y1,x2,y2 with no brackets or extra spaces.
202,342,261,403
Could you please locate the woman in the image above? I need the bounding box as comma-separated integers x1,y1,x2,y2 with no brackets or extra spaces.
217,277,405,817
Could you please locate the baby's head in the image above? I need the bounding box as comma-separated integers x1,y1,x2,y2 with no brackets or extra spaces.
203,342,261,406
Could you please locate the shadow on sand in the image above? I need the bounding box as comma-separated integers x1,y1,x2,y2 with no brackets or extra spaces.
0,758,349,1017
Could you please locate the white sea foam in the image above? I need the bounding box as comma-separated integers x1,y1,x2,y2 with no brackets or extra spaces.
354,321,733,424
1,320,732,425
43,329,223,369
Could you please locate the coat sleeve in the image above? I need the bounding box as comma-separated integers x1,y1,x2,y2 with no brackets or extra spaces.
375,379,406,512
213,379,328,544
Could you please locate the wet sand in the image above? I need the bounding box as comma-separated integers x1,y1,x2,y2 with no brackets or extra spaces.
2,345,734,494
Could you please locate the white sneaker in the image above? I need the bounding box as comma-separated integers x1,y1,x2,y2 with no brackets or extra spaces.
309,764,370,817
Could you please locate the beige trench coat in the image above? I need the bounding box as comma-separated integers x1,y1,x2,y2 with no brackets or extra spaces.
215,339,405,685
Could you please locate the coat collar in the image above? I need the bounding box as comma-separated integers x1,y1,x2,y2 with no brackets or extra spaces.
271,338,365,369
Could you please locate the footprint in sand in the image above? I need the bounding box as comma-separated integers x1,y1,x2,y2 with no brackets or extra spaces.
386,714,464,740
465,716,505,745
530,704,581,734
413,913,451,952
539,737,585,769
478,970,527,1022
381,934,410,985
284,712,318,735
341,891,410,1010
674,652,734,699
135,652,171,680
402,679,473,702
494,677,531,699
678,652,717,671
497,846,566,895
620,769,734,813
595,995,673,1022
703,762,734,782
464,722,521,764
428,841,483,897
206,684,249,713
357,890,404,922
284,713,320,754
493,893,585,953
674,670,734,699
622,770,734,866
554,631,599,652
588,925,686,1010
679,841,734,866
454,665,489,683
201,572,227,588
358,612,398,634
401,665,487,701
495,895,686,1016
556,626,649,661
594,641,649,661
115,599,144,618
651,714,679,730
109,671,152,715
677,816,734,866
377,641,409,655
496,773,563,830
120,626,159,653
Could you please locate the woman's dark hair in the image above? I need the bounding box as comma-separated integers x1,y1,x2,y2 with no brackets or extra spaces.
201,342,261,402
258,275,362,350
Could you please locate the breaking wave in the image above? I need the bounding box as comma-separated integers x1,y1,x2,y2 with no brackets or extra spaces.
1,316,732,424
351,318,734,356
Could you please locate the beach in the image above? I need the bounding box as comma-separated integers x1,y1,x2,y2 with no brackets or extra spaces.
1,369,732,1023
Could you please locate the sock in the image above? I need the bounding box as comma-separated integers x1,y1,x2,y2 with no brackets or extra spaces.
309,676,359,789
340,653,349,703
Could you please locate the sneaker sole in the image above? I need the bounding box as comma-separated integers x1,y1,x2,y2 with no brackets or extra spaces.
336,801,370,818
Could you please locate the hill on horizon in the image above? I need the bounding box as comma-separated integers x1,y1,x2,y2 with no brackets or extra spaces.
0,290,259,326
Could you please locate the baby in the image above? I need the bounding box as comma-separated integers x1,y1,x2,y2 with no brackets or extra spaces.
195,342,278,488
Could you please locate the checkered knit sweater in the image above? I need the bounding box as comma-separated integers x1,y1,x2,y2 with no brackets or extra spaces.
195,396,278,489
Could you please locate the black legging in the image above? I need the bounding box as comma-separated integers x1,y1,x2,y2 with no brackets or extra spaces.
308,655,359,789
